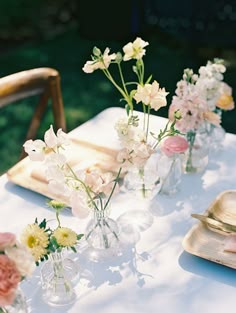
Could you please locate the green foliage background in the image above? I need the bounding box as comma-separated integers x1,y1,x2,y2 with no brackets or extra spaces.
0,0,236,174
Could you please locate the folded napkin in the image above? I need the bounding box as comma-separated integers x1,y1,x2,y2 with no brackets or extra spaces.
223,234,236,253
30,139,121,183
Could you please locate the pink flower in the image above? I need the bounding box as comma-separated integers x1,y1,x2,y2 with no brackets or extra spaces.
161,136,189,157
0,254,21,306
0,232,16,251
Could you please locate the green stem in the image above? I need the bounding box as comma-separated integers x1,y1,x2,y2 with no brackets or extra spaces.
102,68,133,111
65,163,99,210
142,103,147,133
103,167,122,211
185,131,196,172
56,211,61,228
146,105,150,141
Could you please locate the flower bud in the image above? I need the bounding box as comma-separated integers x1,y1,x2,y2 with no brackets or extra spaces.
93,46,101,57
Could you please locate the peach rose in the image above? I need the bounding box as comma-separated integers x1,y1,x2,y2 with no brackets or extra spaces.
203,111,221,126
0,254,21,306
216,94,235,111
0,232,16,251
161,136,189,157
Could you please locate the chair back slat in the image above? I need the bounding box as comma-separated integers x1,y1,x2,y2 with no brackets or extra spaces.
0,67,66,161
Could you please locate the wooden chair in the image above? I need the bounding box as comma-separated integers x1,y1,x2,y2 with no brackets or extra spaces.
0,67,66,160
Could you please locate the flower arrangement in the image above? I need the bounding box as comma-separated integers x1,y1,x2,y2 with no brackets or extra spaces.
168,59,235,172
169,60,234,133
195,58,235,148
82,37,180,170
23,125,121,219
0,232,35,309
20,200,84,266
196,58,234,113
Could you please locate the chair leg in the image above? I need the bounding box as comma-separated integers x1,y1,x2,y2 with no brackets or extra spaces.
49,75,66,132
19,89,50,160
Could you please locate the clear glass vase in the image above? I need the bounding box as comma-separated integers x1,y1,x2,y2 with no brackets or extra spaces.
205,122,226,153
85,198,119,250
122,152,162,199
0,287,28,313
205,109,226,153
158,152,182,195
183,128,210,173
40,251,78,307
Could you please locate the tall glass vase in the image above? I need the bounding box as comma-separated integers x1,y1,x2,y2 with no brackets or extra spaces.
0,287,28,313
205,122,226,153
158,152,182,195
85,198,119,251
183,128,209,173
40,251,78,307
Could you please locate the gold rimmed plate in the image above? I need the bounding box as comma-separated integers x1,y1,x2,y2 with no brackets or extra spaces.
182,190,236,269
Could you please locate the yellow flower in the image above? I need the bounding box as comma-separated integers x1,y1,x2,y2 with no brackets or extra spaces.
20,224,49,261
52,227,77,247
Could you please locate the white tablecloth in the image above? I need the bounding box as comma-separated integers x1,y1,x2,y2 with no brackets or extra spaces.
1,107,236,313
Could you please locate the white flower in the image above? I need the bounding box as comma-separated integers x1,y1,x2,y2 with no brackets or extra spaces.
114,117,130,137
45,164,65,183
82,48,116,73
82,60,97,73
5,243,35,277
123,37,149,61
44,125,69,148
102,48,117,68
56,128,71,146
70,190,90,219
134,81,168,111
45,153,67,167
23,139,46,161
44,125,58,148
48,180,70,197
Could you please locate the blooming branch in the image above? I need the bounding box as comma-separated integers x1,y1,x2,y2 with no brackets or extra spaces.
82,37,169,142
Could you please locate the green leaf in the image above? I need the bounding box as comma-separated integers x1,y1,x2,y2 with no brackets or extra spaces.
125,104,130,116
71,246,77,253
39,218,47,229
77,234,84,240
130,89,137,99
146,74,152,84
132,65,138,75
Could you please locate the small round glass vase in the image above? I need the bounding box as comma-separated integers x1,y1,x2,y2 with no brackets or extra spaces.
0,286,28,313
85,198,119,251
40,251,78,307
183,128,210,173
122,152,162,199
158,152,182,195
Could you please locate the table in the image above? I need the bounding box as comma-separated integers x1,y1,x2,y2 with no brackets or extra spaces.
1,107,236,313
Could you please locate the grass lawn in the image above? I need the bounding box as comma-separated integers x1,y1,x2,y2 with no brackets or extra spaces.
0,29,236,174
